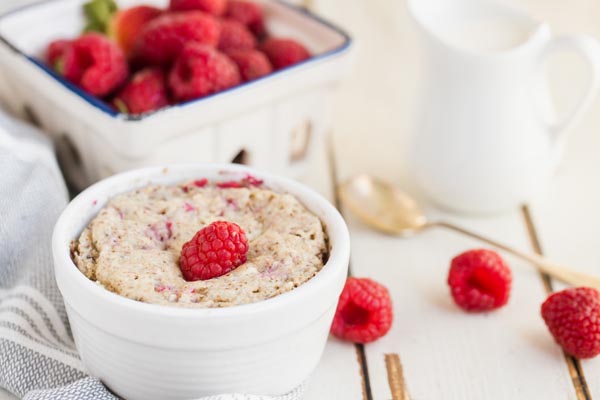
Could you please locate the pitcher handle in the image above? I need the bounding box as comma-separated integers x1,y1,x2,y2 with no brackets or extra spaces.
539,35,600,144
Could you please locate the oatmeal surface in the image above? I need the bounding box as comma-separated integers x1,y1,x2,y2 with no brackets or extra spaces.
71,180,328,308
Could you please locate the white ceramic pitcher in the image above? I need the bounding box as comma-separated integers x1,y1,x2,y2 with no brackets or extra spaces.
407,0,600,213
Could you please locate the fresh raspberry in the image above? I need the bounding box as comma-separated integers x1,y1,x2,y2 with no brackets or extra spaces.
109,5,163,58
113,68,169,115
169,0,227,16
447,249,512,312
218,20,256,52
46,39,71,73
331,277,393,344
259,38,310,70
225,49,272,81
180,221,249,281
541,287,600,358
134,12,221,66
225,0,266,38
169,43,241,101
61,33,128,97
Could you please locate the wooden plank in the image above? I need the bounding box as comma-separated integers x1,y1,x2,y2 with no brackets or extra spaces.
522,5,600,394
304,337,366,400
522,206,592,400
296,0,369,392
312,0,581,398
511,0,600,398
301,139,365,400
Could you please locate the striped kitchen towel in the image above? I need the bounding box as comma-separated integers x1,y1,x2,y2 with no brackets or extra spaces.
0,111,306,400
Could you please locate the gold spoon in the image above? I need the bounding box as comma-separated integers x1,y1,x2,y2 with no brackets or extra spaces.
339,174,600,289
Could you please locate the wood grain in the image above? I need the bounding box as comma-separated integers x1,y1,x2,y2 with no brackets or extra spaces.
302,137,368,400
514,0,600,397
385,354,410,400
522,206,591,400
355,344,373,400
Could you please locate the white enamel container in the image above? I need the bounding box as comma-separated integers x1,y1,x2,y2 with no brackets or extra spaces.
0,0,353,189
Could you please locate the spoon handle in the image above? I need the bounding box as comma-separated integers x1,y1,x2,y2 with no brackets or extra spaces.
430,221,600,289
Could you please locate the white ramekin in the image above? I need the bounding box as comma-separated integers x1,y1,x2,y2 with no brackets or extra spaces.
52,164,350,400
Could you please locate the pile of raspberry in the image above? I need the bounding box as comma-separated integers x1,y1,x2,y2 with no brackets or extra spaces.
44,0,311,115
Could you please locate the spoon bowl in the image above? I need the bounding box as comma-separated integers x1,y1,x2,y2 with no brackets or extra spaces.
339,174,427,236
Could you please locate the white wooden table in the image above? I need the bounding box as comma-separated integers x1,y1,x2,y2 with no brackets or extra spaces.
2,0,600,399
303,0,600,398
